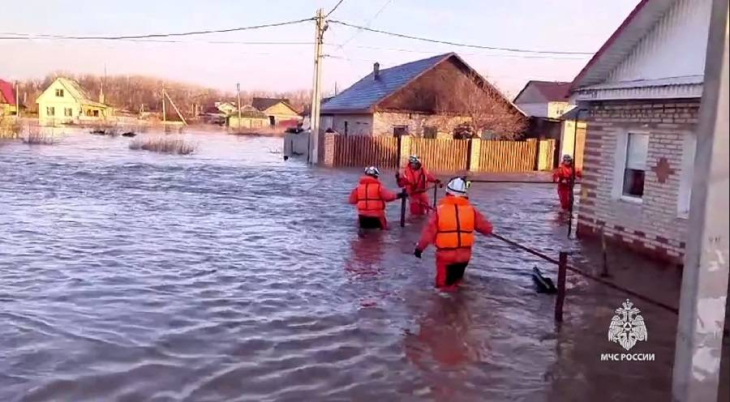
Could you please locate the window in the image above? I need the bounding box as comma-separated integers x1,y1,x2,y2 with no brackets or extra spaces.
55,89,64,97
622,133,649,199
46,106,55,116
393,125,409,137
64,108,73,117
86,109,93,117
93,110,100,117
678,134,697,217
423,126,437,139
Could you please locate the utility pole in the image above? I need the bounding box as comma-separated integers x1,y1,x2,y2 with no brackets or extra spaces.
15,81,20,119
672,0,729,401
309,8,326,164
162,87,166,125
237,82,242,127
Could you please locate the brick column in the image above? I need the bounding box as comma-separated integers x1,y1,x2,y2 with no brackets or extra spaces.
468,138,481,172
323,133,335,167
398,135,411,168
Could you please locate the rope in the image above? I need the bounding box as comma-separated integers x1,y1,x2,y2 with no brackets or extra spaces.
489,233,679,314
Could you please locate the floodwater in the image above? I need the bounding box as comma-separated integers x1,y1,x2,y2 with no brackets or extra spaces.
0,131,720,401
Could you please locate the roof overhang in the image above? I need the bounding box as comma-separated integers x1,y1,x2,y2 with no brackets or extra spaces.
571,0,678,91
572,75,703,101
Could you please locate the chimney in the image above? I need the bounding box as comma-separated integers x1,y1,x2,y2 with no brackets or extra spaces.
373,62,380,80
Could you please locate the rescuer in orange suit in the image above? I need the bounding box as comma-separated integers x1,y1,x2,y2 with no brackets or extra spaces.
349,166,405,230
396,155,441,216
414,177,494,290
553,154,582,210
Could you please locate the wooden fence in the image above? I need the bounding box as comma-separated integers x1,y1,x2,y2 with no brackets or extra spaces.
478,140,538,172
410,138,470,172
332,135,399,169
323,134,552,173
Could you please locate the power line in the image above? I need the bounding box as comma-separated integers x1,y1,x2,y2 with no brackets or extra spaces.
331,44,590,60
0,35,314,46
327,20,595,56
0,18,313,41
325,0,347,17
338,0,394,49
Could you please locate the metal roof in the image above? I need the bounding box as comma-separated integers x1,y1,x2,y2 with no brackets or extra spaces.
321,53,454,114
513,80,572,104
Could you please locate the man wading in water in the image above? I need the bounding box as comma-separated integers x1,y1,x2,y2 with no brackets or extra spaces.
414,177,494,290
397,155,441,217
349,166,405,231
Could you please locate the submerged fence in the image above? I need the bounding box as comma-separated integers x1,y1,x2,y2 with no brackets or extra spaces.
322,133,555,173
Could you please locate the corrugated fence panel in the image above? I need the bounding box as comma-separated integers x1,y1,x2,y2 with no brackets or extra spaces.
478,140,537,172
332,135,398,169
410,138,469,172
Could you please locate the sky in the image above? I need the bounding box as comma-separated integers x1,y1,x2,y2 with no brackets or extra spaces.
0,0,641,97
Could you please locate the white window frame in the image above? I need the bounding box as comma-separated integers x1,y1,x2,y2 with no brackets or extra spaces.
677,133,697,218
612,131,650,204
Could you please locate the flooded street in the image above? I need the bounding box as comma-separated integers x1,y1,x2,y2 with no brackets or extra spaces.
0,131,699,401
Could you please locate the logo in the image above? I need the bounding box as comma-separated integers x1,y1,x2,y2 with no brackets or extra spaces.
600,300,654,362
608,299,648,351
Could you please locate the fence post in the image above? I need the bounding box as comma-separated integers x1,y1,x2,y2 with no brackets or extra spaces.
466,138,473,171
323,133,335,167
527,138,539,171
396,134,402,167
400,189,407,227
399,135,411,168
555,251,568,322
468,138,481,172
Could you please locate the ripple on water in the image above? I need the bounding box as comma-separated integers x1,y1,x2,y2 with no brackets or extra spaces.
0,132,686,401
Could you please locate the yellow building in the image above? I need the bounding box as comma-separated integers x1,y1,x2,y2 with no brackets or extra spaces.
228,106,269,129
251,97,301,127
0,79,18,117
37,78,113,126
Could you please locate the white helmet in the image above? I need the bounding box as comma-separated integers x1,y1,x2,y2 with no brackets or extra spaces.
446,177,469,197
408,155,421,165
364,166,380,177
563,154,573,163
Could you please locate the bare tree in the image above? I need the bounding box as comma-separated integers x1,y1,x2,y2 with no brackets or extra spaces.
435,70,526,139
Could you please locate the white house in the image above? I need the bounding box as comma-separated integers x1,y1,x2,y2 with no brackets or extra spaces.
570,0,712,264
37,77,113,126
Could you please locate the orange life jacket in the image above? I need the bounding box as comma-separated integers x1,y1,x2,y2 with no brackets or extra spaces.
435,197,475,250
356,179,386,213
404,166,427,191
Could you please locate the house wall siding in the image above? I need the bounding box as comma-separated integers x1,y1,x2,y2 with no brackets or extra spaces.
577,98,700,264
329,115,374,136
608,0,712,83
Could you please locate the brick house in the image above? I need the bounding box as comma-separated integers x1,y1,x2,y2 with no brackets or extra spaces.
571,0,712,264
320,53,523,138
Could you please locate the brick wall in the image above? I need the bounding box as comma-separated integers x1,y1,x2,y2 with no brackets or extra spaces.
373,112,468,138
577,99,700,265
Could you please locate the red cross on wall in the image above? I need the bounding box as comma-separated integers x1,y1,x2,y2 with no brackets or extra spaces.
652,157,676,184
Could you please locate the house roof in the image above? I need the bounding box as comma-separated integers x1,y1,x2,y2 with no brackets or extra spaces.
322,53,447,114
252,97,294,112
52,77,108,108
513,81,571,103
571,0,678,90
0,79,16,105
321,52,522,115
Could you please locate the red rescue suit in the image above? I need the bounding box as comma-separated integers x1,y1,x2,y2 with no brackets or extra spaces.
416,196,493,289
348,176,398,229
397,165,439,216
553,163,582,210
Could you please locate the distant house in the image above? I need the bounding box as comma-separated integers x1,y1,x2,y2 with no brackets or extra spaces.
0,79,18,116
215,101,237,115
570,0,712,264
252,97,301,127
228,105,269,129
37,77,113,125
320,52,523,138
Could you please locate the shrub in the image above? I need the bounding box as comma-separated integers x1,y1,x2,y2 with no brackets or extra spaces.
22,131,58,145
129,137,196,155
